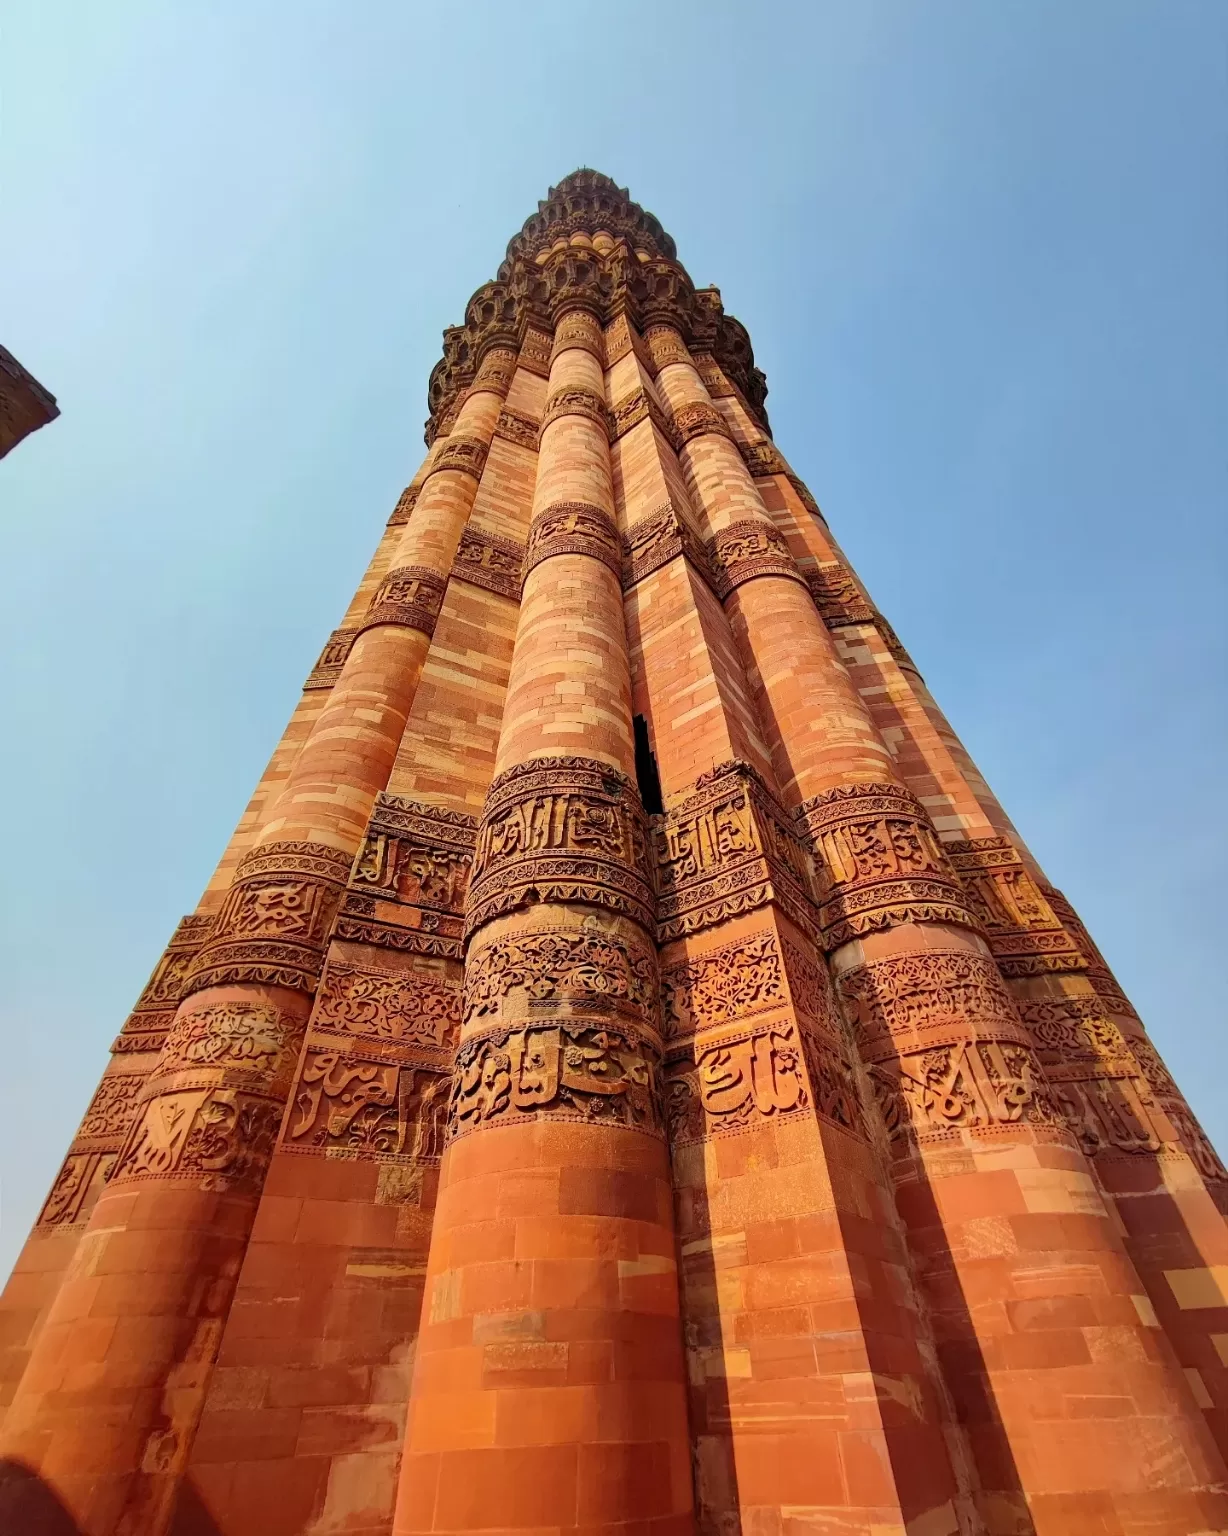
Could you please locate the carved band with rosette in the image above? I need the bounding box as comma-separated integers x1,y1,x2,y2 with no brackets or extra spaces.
186,841,353,995
797,783,975,949
705,519,805,599
466,756,654,935
523,501,622,583
358,566,447,638
654,760,817,943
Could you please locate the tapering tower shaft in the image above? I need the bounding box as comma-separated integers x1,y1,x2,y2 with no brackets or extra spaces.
1,170,1225,1536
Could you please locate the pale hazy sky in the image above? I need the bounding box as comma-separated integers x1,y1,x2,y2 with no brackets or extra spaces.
2,1,1225,1273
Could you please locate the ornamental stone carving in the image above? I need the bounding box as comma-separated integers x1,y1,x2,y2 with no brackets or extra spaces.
359,566,447,638
739,440,789,478
666,1024,807,1145
539,385,611,442
705,519,804,599
115,913,216,1053
463,925,659,1028
551,310,606,365
837,948,1027,1052
944,837,1085,975
111,1088,283,1190
337,794,476,959
311,960,460,1049
493,408,540,450
660,931,785,1040
451,526,524,600
805,562,875,628
426,436,489,482
287,1050,448,1162
523,501,622,583
798,783,975,949
187,842,352,994
621,501,714,591
608,387,671,443
668,401,732,452
450,1020,663,1141
867,1038,1060,1146
642,325,693,372
37,1151,117,1227
467,757,654,934
387,485,418,528
654,760,817,942
304,627,359,690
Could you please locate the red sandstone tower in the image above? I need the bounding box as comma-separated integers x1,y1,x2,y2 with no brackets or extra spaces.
2,171,1227,1536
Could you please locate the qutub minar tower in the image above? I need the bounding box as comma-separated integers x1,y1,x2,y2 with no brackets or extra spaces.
2,172,1227,1536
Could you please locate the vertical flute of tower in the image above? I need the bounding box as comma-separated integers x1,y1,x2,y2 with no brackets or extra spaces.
0,460,439,1442
651,328,1228,1533
0,351,517,1536
608,317,978,1531
721,377,1228,1461
393,307,694,1536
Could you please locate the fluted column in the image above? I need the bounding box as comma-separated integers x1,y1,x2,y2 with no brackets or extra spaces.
0,350,517,1536
650,324,1228,1533
394,309,693,1536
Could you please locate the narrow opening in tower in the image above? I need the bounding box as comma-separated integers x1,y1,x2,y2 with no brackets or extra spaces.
633,714,665,815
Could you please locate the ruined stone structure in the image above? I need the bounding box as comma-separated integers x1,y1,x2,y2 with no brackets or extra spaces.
2,171,1226,1536
0,343,58,458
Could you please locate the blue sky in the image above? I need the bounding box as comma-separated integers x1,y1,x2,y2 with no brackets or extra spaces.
2,1,1225,1273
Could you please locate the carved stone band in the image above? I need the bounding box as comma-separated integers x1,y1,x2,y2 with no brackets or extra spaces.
706,519,805,600
493,408,539,450
337,791,476,964
796,782,975,950
451,526,525,600
668,401,733,452
940,835,1083,977
359,566,447,638
186,840,354,995
836,949,1064,1151
387,485,418,528
449,1018,665,1143
609,387,670,444
539,386,612,443
739,440,789,478
550,312,606,366
523,501,622,584
463,924,660,1028
805,563,875,628
654,759,818,943
642,325,693,373
424,435,489,483
467,755,655,935
304,628,358,691
620,500,715,591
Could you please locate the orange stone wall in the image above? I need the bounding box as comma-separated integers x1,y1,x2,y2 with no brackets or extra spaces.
1,171,1225,1536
